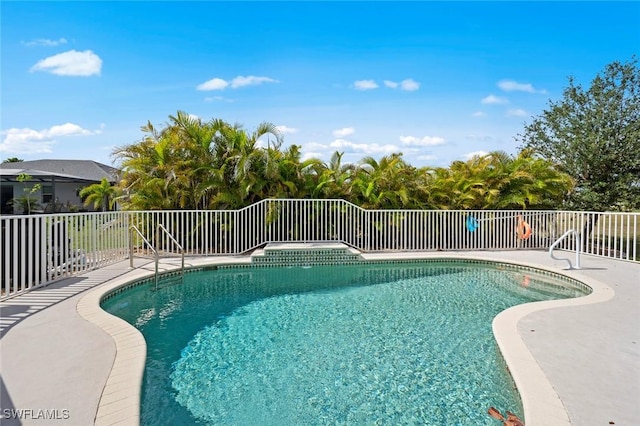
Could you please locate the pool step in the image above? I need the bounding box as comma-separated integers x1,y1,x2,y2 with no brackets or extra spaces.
251,242,363,266
153,271,184,290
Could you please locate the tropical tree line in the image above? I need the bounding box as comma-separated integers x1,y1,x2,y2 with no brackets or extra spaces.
110,111,573,211
102,57,638,213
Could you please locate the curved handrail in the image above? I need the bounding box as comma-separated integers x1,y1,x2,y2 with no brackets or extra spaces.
549,229,582,269
156,224,185,281
129,225,159,288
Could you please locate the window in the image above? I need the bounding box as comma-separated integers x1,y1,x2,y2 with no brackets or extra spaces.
42,184,53,203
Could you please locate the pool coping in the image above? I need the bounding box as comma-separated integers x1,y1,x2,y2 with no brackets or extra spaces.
76,257,253,425
490,262,613,425
73,251,619,426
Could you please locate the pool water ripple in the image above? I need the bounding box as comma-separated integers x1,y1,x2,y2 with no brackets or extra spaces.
102,262,588,425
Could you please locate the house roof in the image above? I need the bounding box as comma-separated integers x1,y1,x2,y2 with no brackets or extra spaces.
0,159,119,182
0,168,96,183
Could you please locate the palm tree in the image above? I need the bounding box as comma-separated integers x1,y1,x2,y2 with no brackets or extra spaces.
113,130,179,210
206,120,284,207
261,144,318,199
114,113,222,210
352,154,415,209
79,178,118,212
112,111,574,214
163,112,225,209
419,151,573,210
493,149,574,209
311,151,356,199
114,112,289,210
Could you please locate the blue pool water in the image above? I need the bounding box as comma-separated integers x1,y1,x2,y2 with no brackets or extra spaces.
101,261,588,425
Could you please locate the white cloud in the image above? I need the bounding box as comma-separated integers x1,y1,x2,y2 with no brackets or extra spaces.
198,78,229,91
472,111,486,117
275,125,298,135
463,150,489,160
382,79,419,91
231,75,278,88
0,128,54,154
30,50,102,76
353,80,379,90
47,123,94,137
23,38,68,47
197,75,278,91
329,139,399,155
498,79,545,93
481,94,509,105
304,142,330,151
400,78,420,91
333,127,355,138
0,123,98,154
329,139,353,149
506,108,528,117
399,135,445,146
302,151,323,162
204,96,234,103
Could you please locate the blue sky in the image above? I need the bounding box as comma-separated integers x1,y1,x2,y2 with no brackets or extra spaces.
1,1,638,169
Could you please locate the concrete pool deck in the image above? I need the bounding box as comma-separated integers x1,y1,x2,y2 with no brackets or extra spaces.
0,250,638,425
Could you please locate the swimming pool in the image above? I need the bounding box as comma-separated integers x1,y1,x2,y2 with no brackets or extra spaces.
101,260,589,425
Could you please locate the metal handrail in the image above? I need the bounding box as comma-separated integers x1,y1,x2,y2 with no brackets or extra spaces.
156,224,185,281
549,229,582,269
129,225,159,289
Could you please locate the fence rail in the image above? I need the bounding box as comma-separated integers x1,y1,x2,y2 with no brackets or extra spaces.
1,199,638,300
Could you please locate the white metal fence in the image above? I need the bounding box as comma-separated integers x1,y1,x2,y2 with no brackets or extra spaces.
1,199,638,300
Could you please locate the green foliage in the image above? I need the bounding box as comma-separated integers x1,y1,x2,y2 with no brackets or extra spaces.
113,112,287,210
2,157,23,163
518,57,640,211
418,150,573,210
10,173,41,214
79,178,118,212
113,111,574,211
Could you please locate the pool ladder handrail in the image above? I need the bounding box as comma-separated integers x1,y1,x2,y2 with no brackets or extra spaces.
549,229,582,269
129,225,184,290
156,224,185,284
129,225,159,289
